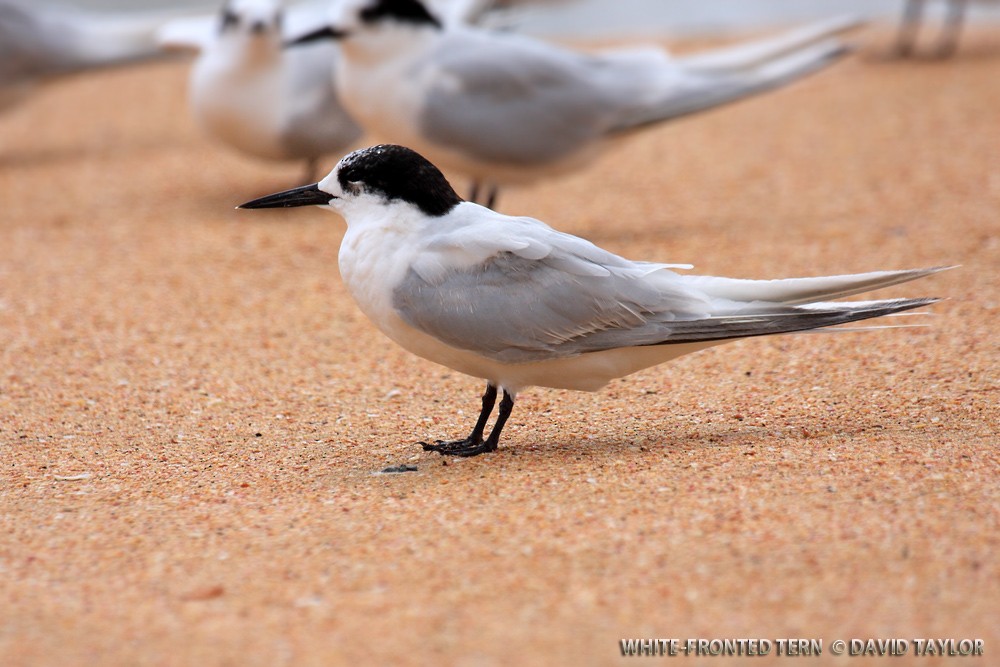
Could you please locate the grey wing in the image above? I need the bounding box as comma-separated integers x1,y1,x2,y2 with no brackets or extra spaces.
420,32,758,164
281,42,362,158
392,249,712,364
392,244,945,364
419,33,628,165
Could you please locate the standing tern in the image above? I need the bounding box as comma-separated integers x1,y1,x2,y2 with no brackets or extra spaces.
158,0,561,181
238,144,950,458
291,0,862,208
161,0,363,182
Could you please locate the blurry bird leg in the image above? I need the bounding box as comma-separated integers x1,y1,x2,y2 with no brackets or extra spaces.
467,182,499,210
895,0,924,56
484,185,499,210
303,157,319,183
937,0,968,57
422,384,513,456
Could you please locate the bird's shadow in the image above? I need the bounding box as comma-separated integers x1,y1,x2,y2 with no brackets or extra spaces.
398,415,897,474
0,133,192,169
861,39,1000,65
0,144,99,168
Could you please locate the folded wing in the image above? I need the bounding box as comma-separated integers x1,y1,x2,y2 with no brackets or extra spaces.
393,226,949,364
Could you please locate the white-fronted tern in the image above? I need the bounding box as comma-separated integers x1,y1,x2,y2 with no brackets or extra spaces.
161,0,363,182
291,0,862,207
239,144,950,457
158,0,561,181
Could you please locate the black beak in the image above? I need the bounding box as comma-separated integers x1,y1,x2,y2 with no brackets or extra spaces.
286,25,348,47
237,183,334,209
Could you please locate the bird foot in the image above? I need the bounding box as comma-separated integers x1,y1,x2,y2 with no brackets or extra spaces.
420,437,496,457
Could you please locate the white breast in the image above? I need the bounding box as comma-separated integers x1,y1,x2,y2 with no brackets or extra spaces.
190,44,287,159
334,199,509,384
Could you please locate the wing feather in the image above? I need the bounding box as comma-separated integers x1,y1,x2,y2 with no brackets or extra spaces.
393,232,712,363
393,211,948,365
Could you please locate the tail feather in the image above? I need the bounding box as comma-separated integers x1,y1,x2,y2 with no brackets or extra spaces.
609,39,848,134
651,298,941,347
686,266,955,306
676,14,864,73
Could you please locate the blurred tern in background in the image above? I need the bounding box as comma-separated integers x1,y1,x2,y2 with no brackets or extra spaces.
160,0,363,182
240,144,950,458
0,0,179,112
158,0,562,181
291,0,862,208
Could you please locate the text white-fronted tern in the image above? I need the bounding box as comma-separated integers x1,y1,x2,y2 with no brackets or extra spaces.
291,0,862,208
239,144,950,457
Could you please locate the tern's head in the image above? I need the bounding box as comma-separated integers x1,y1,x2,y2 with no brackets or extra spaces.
340,0,442,32
288,0,442,46
219,0,284,40
238,144,462,218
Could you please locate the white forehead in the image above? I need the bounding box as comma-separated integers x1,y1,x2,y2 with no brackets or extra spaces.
317,168,341,195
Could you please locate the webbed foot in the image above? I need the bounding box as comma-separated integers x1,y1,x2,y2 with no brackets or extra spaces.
420,437,497,457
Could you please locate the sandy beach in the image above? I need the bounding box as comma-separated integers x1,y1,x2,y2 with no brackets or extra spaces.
1,24,997,666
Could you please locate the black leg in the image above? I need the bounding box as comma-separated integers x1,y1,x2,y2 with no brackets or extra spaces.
469,384,498,443
303,157,319,184
484,185,499,211
480,390,515,453
466,182,500,210
937,0,967,58
895,0,924,57
421,384,501,456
